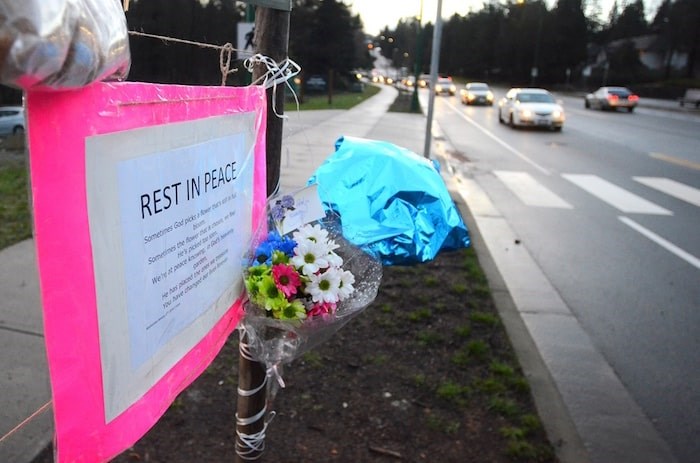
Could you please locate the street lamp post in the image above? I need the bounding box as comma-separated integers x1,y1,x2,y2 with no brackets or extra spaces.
531,2,543,86
411,0,425,112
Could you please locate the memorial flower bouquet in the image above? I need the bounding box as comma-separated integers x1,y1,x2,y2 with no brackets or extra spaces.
244,223,356,322
239,187,382,390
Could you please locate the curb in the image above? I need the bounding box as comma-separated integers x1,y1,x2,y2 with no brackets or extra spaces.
431,139,592,463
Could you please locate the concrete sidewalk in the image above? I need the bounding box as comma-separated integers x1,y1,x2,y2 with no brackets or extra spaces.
0,83,679,463
0,241,53,463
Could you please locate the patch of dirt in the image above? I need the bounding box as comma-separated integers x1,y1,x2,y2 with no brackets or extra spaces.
35,248,558,463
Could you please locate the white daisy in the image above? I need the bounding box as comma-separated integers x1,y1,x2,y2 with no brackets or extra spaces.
291,239,330,276
337,269,355,300
326,250,344,268
306,267,342,303
293,223,329,245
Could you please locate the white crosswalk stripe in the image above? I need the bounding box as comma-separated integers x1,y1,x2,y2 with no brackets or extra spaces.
633,177,700,208
562,174,673,215
619,217,700,269
494,171,572,208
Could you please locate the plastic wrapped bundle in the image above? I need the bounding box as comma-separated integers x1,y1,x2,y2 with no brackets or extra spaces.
308,136,470,266
0,0,130,90
240,187,382,394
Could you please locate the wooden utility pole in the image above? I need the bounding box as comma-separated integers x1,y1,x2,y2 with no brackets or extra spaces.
235,4,290,462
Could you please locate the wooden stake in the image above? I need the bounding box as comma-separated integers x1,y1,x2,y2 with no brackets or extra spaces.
254,7,290,196
235,6,290,463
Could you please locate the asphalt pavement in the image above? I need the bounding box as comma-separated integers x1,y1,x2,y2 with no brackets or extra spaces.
0,84,692,463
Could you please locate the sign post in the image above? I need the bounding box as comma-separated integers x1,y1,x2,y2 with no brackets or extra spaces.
235,3,291,461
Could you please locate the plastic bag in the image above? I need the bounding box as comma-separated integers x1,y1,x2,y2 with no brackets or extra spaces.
0,0,130,90
308,136,470,266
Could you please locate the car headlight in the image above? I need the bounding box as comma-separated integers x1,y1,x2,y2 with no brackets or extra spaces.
486,92,494,101
520,109,533,119
552,110,564,120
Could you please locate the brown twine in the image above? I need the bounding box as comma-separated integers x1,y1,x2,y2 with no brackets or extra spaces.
128,30,254,85
0,400,52,445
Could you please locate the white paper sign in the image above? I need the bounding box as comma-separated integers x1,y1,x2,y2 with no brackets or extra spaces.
86,113,256,420
117,135,245,368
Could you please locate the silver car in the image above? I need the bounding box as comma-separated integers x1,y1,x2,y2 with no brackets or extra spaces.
498,88,565,131
585,86,639,112
0,106,25,136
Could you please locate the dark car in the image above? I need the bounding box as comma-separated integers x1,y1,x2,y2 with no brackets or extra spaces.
460,82,494,106
585,86,639,112
305,75,327,92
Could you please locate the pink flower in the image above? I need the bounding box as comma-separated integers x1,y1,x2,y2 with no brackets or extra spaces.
307,301,337,318
272,263,301,298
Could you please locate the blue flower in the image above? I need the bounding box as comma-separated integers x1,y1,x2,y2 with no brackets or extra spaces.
254,231,297,265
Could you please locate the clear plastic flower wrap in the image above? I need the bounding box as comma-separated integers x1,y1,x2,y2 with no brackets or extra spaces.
239,186,382,393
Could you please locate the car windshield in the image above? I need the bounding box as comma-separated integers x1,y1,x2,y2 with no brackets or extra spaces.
469,84,488,90
608,88,631,97
517,92,554,103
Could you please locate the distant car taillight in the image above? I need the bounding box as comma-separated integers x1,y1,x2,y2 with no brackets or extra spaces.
629,95,639,102
607,94,619,102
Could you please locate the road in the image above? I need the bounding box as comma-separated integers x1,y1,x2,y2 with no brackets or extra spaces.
426,88,700,463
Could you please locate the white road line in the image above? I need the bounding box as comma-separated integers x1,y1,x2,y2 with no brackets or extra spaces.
634,177,700,208
619,216,700,269
494,171,573,208
563,174,673,215
444,100,551,175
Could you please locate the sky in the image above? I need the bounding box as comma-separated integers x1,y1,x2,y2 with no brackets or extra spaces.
346,0,662,37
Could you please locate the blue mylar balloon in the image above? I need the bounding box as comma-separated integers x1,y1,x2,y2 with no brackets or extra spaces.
308,136,470,266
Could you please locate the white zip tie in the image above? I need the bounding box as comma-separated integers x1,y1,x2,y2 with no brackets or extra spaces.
244,53,301,119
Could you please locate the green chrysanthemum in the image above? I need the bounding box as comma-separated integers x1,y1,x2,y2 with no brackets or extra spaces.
259,275,288,312
247,264,270,281
245,265,272,305
271,250,290,265
277,299,307,321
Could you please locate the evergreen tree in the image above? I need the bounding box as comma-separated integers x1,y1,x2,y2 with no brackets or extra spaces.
608,0,649,40
551,0,588,82
289,0,368,87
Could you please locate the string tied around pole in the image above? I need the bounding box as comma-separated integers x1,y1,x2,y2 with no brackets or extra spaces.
238,325,287,391
235,408,276,461
236,324,278,461
244,53,301,119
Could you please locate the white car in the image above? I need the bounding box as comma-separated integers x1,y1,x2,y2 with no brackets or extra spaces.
498,88,564,131
0,106,25,136
434,77,456,96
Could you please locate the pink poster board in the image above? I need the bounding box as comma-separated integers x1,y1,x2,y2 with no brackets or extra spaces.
26,82,267,462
